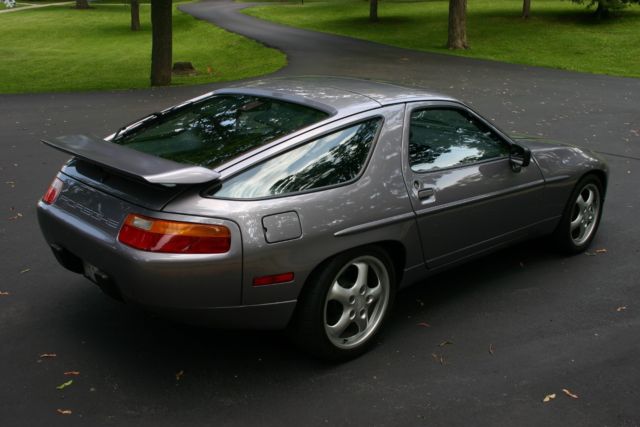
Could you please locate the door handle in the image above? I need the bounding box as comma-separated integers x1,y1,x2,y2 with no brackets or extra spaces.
418,187,435,200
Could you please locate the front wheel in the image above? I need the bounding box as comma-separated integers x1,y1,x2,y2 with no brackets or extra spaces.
290,246,395,361
553,175,604,254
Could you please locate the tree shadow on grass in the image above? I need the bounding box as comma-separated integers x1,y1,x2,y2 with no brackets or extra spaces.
327,14,431,27
470,6,640,27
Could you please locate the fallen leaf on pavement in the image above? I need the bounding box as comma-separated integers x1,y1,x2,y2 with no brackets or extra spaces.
0,291,10,296
562,388,579,399
416,322,430,328
616,306,627,312
438,340,454,347
595,248,607,254
56,409,72,415
64,371,80,376
489,343,495,355
543,393,556,403
40,353,57,358
176,370,184,381
431,353,447,365
56,380,73,390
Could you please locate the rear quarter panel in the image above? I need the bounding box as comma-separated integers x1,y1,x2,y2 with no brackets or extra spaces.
163,104,424,305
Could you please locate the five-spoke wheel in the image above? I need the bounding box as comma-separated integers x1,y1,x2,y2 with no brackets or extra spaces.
569,182,601,246
290,246,395,361
554,174,604,254
324,255,390,350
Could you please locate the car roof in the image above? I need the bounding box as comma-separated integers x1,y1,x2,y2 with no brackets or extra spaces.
215,76,457,117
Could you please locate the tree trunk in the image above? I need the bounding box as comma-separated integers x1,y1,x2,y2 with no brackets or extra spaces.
594,1,609,19
447,0,468,50
150,0,172,86
75,0,89,9
131,0,141,31
370,0,378,22
522,0,531,18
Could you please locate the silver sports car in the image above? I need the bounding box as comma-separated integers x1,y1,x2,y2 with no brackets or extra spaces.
37,77,607,360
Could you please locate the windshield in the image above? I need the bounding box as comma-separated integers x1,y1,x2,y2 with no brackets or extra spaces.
111,95,330,169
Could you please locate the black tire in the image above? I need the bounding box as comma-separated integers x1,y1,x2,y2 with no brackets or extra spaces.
553,174,604,254
289,246,396,362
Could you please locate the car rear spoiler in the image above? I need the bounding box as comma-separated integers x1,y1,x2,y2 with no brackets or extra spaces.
41,135,220,185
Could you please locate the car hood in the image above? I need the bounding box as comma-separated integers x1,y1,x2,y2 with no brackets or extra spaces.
511,135,577,152
511,135,608,182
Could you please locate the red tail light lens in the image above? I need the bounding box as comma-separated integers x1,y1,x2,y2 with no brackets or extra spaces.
118,214,231,254
42,177,63,205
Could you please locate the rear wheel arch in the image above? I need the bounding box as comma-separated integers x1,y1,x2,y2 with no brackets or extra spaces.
289,242,400,360
298,240,405,300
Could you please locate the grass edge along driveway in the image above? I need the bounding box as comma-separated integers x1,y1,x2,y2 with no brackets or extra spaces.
243,0,640,79
0,2,286,94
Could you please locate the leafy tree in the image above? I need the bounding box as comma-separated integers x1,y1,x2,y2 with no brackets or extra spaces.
151,0,172,86
447,0,468,49
572,0,640,18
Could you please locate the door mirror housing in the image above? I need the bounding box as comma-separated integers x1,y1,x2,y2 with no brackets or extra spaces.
510,144,531,172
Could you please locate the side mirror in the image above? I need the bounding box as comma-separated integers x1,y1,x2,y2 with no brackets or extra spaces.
510,144,531,172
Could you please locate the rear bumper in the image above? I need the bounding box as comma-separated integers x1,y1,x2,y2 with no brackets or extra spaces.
143,300,297,330
37,201,296,330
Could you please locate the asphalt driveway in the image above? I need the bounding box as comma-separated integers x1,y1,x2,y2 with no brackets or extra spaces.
0,1,638,425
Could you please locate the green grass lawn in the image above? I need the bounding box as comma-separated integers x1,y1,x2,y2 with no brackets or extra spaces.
0,2,285,93
244,0,640,78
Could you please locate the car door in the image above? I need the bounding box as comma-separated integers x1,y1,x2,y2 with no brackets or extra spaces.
402,101,547,268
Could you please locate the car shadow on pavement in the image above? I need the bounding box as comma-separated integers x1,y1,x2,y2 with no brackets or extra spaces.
56,236,565,393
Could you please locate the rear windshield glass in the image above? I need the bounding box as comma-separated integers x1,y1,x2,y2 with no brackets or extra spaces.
111,95,330,169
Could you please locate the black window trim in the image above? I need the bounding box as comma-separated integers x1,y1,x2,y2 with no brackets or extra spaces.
206,115,385,201
405,101,516,174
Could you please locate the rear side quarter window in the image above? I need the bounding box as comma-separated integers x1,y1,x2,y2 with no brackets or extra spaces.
214,118,382,199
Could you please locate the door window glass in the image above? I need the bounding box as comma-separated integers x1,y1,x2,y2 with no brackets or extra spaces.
409,108,509,172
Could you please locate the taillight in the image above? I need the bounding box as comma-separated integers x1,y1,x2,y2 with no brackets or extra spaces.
42,177,63,205
118,214,231,254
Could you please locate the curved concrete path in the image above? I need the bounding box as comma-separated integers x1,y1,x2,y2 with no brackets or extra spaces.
0,1,639,425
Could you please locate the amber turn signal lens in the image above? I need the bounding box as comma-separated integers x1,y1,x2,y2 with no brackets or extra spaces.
118,214,231,254
42,177,63,205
